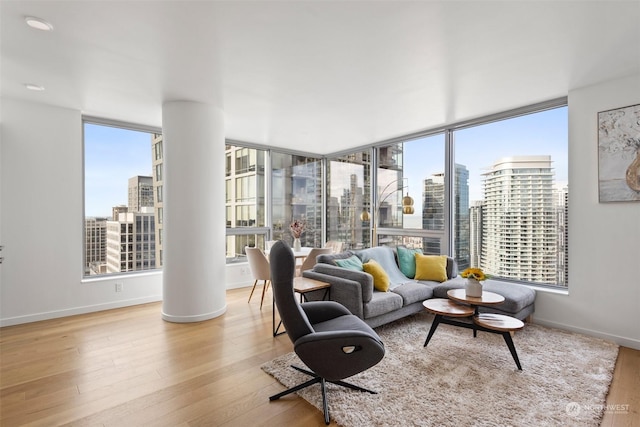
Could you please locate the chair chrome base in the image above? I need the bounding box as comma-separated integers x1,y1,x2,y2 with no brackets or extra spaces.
269,365,377,425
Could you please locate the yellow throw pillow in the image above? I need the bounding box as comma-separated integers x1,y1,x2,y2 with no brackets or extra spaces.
414,254,448,282
363,259,390,292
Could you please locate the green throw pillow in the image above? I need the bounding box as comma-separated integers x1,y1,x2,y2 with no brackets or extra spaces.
335,255,363,271
362,259,390,292
396,246,423,279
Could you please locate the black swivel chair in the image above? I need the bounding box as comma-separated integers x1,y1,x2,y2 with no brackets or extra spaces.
268,240,385,425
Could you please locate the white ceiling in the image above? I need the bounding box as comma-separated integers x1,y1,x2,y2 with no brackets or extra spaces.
2,1,639,154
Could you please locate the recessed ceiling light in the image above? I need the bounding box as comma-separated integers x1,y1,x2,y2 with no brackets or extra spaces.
25,16,53,31
25,83,45,91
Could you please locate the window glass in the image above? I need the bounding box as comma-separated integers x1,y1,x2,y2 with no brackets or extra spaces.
84,122,161,276
326,150,371,250
271,153,323,248
454,106,568,286
225,145,266,262
376,135,445,252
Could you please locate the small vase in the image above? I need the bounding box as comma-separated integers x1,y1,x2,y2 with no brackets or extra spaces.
465,278,483,297
293,238,301,252
625,149,640,192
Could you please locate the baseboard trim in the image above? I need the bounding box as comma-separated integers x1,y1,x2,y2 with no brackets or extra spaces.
533,318,640,350
161,305,227,323
0,295,163,327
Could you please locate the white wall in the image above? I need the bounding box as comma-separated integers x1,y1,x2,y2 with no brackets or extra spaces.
533,73,640,349
2,75,639,349
0,98,254,326
0,99,163,325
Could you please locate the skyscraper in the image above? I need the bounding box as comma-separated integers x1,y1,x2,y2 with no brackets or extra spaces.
128,175,154,213
469,200,484,268
422,172,444,254
84,217,108,275
555,185,569,286
151,134,164,267
106,208,156,273
481,156,557,283
421,164,469,266
455,164,470,270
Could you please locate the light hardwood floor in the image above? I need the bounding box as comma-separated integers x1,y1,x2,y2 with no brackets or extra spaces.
1,288,638,427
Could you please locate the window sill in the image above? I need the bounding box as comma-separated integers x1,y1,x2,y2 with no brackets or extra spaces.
82,269,162,284
523,283,569,296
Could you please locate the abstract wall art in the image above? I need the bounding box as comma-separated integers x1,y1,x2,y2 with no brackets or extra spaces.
597,103,640,202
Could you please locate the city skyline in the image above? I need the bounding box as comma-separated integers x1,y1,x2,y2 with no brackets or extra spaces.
84,107,567,218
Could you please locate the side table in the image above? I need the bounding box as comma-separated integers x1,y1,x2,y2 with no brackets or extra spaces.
422,289,525,370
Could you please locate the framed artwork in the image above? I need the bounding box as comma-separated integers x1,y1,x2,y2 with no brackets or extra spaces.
597,103,640,202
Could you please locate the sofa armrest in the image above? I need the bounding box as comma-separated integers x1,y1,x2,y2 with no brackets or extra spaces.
310,264,374,301
446,256,459,279
302,268,373,319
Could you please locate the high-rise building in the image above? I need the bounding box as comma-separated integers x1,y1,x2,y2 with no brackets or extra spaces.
225,145,266,259
106,208,156,273
422,172,444,254
151,134,163,267
481,156,557,283
128,175,154,213
112,205,128,220
337,174,368,248
455,164,470,270
421,164,469,266
326,151,371,250
555,185,569,286
469,200,484,268
84,217,108,275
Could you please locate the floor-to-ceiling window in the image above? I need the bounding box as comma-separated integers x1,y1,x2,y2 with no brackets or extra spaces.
83,119,161,277
85,102,567,287
326,150,372,250
329,100,568,288
271,153,323,248
454,105,568,286
225,144,267,262
375,134,446,252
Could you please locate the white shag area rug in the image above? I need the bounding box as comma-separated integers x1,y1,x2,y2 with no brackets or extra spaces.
261,312,619,427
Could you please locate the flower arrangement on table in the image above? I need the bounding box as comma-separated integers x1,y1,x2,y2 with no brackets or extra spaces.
461,267,488,281
289,219,306,239
461,268,487,297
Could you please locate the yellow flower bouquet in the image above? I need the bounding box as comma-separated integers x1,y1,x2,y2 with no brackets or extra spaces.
461,267,487,281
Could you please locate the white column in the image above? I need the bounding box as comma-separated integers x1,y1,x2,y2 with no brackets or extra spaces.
161,101,226,322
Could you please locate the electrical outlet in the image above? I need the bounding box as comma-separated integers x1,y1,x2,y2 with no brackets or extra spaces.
115,282,123,292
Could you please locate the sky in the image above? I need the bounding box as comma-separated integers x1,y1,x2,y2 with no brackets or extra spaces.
84,123,153,217
84,106,567,220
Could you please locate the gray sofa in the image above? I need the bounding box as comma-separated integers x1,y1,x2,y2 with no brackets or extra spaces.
302,246,536,328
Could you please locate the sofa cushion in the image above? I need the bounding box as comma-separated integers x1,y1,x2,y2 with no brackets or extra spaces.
363,259,390,292
396,246,423,279
414,254,448,282
356,246,412,289
391,282,434,306
334,254,363,271
363,291,403,318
